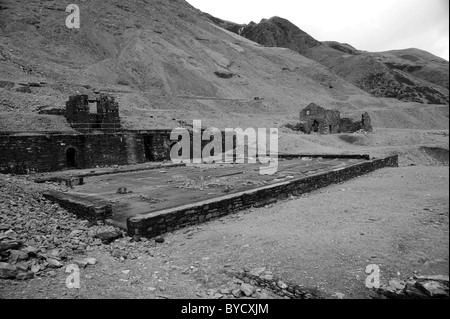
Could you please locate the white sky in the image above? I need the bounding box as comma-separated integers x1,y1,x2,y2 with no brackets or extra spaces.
186,0,449,60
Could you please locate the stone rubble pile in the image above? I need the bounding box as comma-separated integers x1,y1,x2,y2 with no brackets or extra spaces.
0,176,125,281
372,275,449,299
235,267,321,299
198,267,321,300
198,278,274,300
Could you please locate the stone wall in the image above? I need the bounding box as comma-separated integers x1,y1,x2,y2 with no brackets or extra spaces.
339,112,373,133
126,155,399,238
0,134,83,174
65,95,90,127
339,117,362,133
0,130,234,174
279,154,370,160
299,103,373,134
43,191,112,222
0,133,153,174
65,94,121,132
300,103,341,134
138,131,172,161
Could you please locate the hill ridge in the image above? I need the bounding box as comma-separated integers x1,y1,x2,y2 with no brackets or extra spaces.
206,13,449,105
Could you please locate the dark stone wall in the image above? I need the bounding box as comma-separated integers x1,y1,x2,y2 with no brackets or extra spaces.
65,95,90,129
0,133,150,174
339,117,362,133
339,113,373,133
0,134,83,174
0,130,234,174
82,134,134,168
127,155,399,238
65,94,121,132
140,131,172,161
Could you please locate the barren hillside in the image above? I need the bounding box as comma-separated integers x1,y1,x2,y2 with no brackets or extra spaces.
210,15,449,105
0,0,448,164
0,0,373,129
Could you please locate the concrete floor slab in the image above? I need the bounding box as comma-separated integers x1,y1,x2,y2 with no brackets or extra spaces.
64,157,369,227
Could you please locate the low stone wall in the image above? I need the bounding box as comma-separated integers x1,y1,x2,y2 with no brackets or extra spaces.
278,154,370,160
127,155,399,238
43,191,112,222
35,176,85,187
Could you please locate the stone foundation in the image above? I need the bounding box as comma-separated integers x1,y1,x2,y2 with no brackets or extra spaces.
127,155,399,238
43,191,113,222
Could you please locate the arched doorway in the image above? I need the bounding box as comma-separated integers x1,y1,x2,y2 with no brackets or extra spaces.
311,120,320,133
66,148,77,168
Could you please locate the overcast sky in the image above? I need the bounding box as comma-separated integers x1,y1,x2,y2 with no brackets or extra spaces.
186,0,449,60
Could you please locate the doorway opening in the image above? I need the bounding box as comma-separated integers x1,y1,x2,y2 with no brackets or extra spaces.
143,135,155,161
66,148,77,168
312,120,320,133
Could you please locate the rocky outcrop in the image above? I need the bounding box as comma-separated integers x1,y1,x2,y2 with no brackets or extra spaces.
322,41,361,55
239,17,321,54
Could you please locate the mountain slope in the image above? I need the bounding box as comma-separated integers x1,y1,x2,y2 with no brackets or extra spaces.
1,0,385,131
0,0,447,140
239,16,321,54
0,0,448,165
374,48,449,89
208,15,449,105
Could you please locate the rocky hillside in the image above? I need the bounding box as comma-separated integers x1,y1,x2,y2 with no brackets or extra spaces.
238,17,320,54
208,15,449,105
0,0,381,131
0,0,448,137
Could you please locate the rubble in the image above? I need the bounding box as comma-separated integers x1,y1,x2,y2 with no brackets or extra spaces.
0,262,19,279
240,283,256,297
235,267,322,299
94,229,123,244
111,249,128,259
372,275,449,299
195,267,321,300
0,175,123,281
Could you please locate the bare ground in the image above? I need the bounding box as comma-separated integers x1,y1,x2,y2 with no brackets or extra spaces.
1,165,448,299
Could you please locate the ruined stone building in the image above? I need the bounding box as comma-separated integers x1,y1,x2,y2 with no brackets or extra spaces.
339,112,373,133
299,103,373,134
299,103,341,134
0,94,237,174
65,94,121,131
